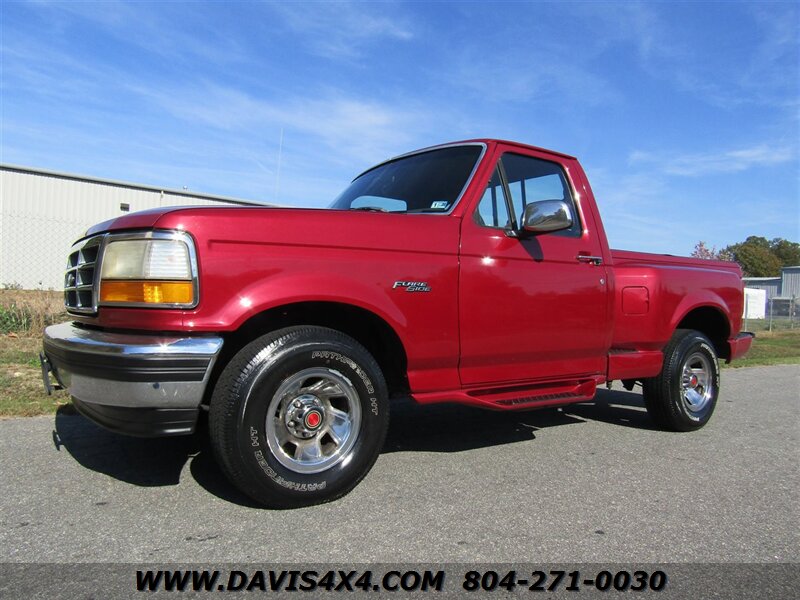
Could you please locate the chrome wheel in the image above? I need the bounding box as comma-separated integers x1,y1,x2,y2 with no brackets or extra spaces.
681,351,714,415
265,367,361,474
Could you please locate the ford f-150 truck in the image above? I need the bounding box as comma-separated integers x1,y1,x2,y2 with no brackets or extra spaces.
42,139,753,508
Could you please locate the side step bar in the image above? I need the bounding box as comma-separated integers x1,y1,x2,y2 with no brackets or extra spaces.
413,379,598,410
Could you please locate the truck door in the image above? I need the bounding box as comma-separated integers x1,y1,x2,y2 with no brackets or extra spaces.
458,149,609,386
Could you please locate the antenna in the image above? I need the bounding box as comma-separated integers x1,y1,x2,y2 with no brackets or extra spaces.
274,128,284,204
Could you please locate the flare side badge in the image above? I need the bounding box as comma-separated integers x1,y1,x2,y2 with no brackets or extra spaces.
393,281,431,293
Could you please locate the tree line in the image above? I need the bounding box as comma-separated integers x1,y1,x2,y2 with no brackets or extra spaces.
691,237,800,277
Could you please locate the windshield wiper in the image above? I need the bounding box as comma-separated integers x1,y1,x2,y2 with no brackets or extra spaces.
350,206,388,212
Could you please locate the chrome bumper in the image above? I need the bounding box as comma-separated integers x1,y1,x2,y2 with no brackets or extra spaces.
42,322,223,436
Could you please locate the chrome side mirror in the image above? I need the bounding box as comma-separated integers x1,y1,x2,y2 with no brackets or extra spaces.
521,200,573,234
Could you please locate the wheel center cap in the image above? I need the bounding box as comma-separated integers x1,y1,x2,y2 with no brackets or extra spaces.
304,410,322,430
690,375,698,387
285,394,326,439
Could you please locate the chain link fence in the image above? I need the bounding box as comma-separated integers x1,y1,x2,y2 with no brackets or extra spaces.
743,296,797,332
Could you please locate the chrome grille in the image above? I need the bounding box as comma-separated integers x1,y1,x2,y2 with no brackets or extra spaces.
64,235,104,314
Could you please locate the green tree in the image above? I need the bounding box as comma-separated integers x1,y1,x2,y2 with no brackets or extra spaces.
724,236,783,277
770,238,800,267
695,236,799,276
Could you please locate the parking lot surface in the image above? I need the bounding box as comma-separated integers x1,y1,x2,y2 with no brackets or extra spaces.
1,365,798,564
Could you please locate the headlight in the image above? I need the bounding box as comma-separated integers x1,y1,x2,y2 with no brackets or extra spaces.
99,232,198,307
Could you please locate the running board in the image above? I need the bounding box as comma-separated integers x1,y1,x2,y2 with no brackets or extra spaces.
412,378,598,410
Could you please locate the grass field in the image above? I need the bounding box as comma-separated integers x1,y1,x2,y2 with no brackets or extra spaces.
0,288,66,335
0,289,70,416
1,291,798,417
0,336,70,417
726,329,800,368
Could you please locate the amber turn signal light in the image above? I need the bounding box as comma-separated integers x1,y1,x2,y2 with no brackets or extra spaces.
99,280,194,305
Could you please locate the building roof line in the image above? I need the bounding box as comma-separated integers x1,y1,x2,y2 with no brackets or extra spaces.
1,163,268,207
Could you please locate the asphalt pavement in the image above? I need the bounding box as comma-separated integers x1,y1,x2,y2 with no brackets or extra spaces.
2,365,798,564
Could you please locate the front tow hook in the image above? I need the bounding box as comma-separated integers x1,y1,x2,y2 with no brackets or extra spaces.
39,352,62,395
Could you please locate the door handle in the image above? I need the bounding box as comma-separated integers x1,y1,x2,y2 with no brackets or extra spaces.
576,254,603,265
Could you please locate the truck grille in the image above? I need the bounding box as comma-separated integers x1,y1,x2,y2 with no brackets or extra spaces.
64,235,104,315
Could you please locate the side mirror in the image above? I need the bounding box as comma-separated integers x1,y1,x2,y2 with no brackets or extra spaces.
521,200,573,234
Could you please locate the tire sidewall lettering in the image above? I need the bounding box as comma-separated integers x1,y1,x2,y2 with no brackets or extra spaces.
697,341,721,388
311,350,376,398
252,449,327,493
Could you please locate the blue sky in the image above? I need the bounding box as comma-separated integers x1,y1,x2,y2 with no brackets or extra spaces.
2,0,798,255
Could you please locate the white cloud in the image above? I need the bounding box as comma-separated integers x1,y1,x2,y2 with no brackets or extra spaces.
566,2,662,61
266,2,413,60
24,0,247,65
570,2,799,110
448,54,621,108
629,144,795,177
127,82,430,164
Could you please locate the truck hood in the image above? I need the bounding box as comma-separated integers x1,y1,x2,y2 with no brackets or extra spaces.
84,205,269,237
83,204,460,256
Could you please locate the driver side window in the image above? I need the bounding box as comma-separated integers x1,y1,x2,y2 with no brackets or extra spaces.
474,154,581,236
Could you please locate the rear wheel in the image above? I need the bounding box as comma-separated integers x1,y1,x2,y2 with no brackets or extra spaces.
643,329,720,431
209,326,389,508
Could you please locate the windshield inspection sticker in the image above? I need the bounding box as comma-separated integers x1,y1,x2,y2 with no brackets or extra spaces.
393,281,431,293
431,201,448,210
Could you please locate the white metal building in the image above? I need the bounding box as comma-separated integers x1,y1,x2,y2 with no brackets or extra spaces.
741,276,781,300
743,266,800,318
1,165,263,290
781,266,800,299
743,267,800,300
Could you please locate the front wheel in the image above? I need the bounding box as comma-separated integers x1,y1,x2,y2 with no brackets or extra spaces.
209,326,389,508
642,329,720,432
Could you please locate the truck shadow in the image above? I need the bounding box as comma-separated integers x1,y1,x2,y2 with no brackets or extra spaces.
53,388,655,508
562,387,658,431
382,387,656,453
53,408,261,508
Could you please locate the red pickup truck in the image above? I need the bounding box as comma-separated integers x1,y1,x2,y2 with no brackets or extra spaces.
42,139,753,508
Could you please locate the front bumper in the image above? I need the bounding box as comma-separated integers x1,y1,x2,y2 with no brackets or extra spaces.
42,322,223,436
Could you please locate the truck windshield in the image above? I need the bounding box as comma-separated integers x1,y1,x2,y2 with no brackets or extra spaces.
329,145,483,213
